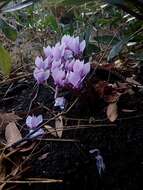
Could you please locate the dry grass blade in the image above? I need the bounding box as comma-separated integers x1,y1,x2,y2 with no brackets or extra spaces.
5,122,22,147
107,103,118,122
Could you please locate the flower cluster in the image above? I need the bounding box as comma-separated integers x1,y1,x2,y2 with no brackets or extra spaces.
34,35,90,89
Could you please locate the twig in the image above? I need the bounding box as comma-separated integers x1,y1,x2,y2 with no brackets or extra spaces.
0,74,32,85
0,179,63,184
38,138,80,142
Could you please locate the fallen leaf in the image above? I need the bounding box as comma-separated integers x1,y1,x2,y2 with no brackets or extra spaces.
107,103,118,122
38,153,49,160
55,116,64,138
44,125,57,137
0,112,21,129
5,122,22,146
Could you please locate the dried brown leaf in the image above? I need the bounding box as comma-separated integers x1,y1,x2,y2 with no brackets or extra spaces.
55,116,64,138
5,122,22,146
107,103,118,122
44,125,57,137
0,112,21,129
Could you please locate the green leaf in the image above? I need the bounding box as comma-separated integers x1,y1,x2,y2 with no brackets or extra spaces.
106,0,124,5
86,43,101,56
46,15,59,32
0,45,12,76
107,38,129,61
0,19,17,41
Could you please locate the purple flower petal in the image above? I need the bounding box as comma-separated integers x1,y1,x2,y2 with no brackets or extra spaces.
52,68,66,86
68,71,81,88
35,56,43,68
52,43,65,61
51,59,61,70
64,49,73,60
34,68,50,84
43,46,52,57
26,115,43,129
44,56,52,69
26,116,33,128
73,60,84,73
80,40,86,52
81,62,90,77
29,128,45,138
54,97,66,110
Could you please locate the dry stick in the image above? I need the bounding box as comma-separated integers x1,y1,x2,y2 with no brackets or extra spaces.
0,179,63,184
9,98,79,149
39,138,80,142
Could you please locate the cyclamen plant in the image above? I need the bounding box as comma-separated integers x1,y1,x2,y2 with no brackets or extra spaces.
33,35,90,89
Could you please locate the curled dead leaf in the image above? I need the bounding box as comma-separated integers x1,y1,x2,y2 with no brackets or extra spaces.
44,125,57,137
107,103,118,122
55,116,64,138
5,122,22,147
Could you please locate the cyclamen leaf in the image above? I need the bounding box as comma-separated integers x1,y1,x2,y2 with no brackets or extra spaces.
0,45,12,76
5,122,22,146
107,103,118,122
107,38,130,61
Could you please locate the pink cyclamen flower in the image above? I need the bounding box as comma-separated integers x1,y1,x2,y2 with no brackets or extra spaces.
67,71,83,88
35,56,51,70
61,35,86,55
26,115,43,129
67,60,90,88
73,60,90,77
52,68,66,87
52,43,65,61
33,68,50,84
43,46,53,58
